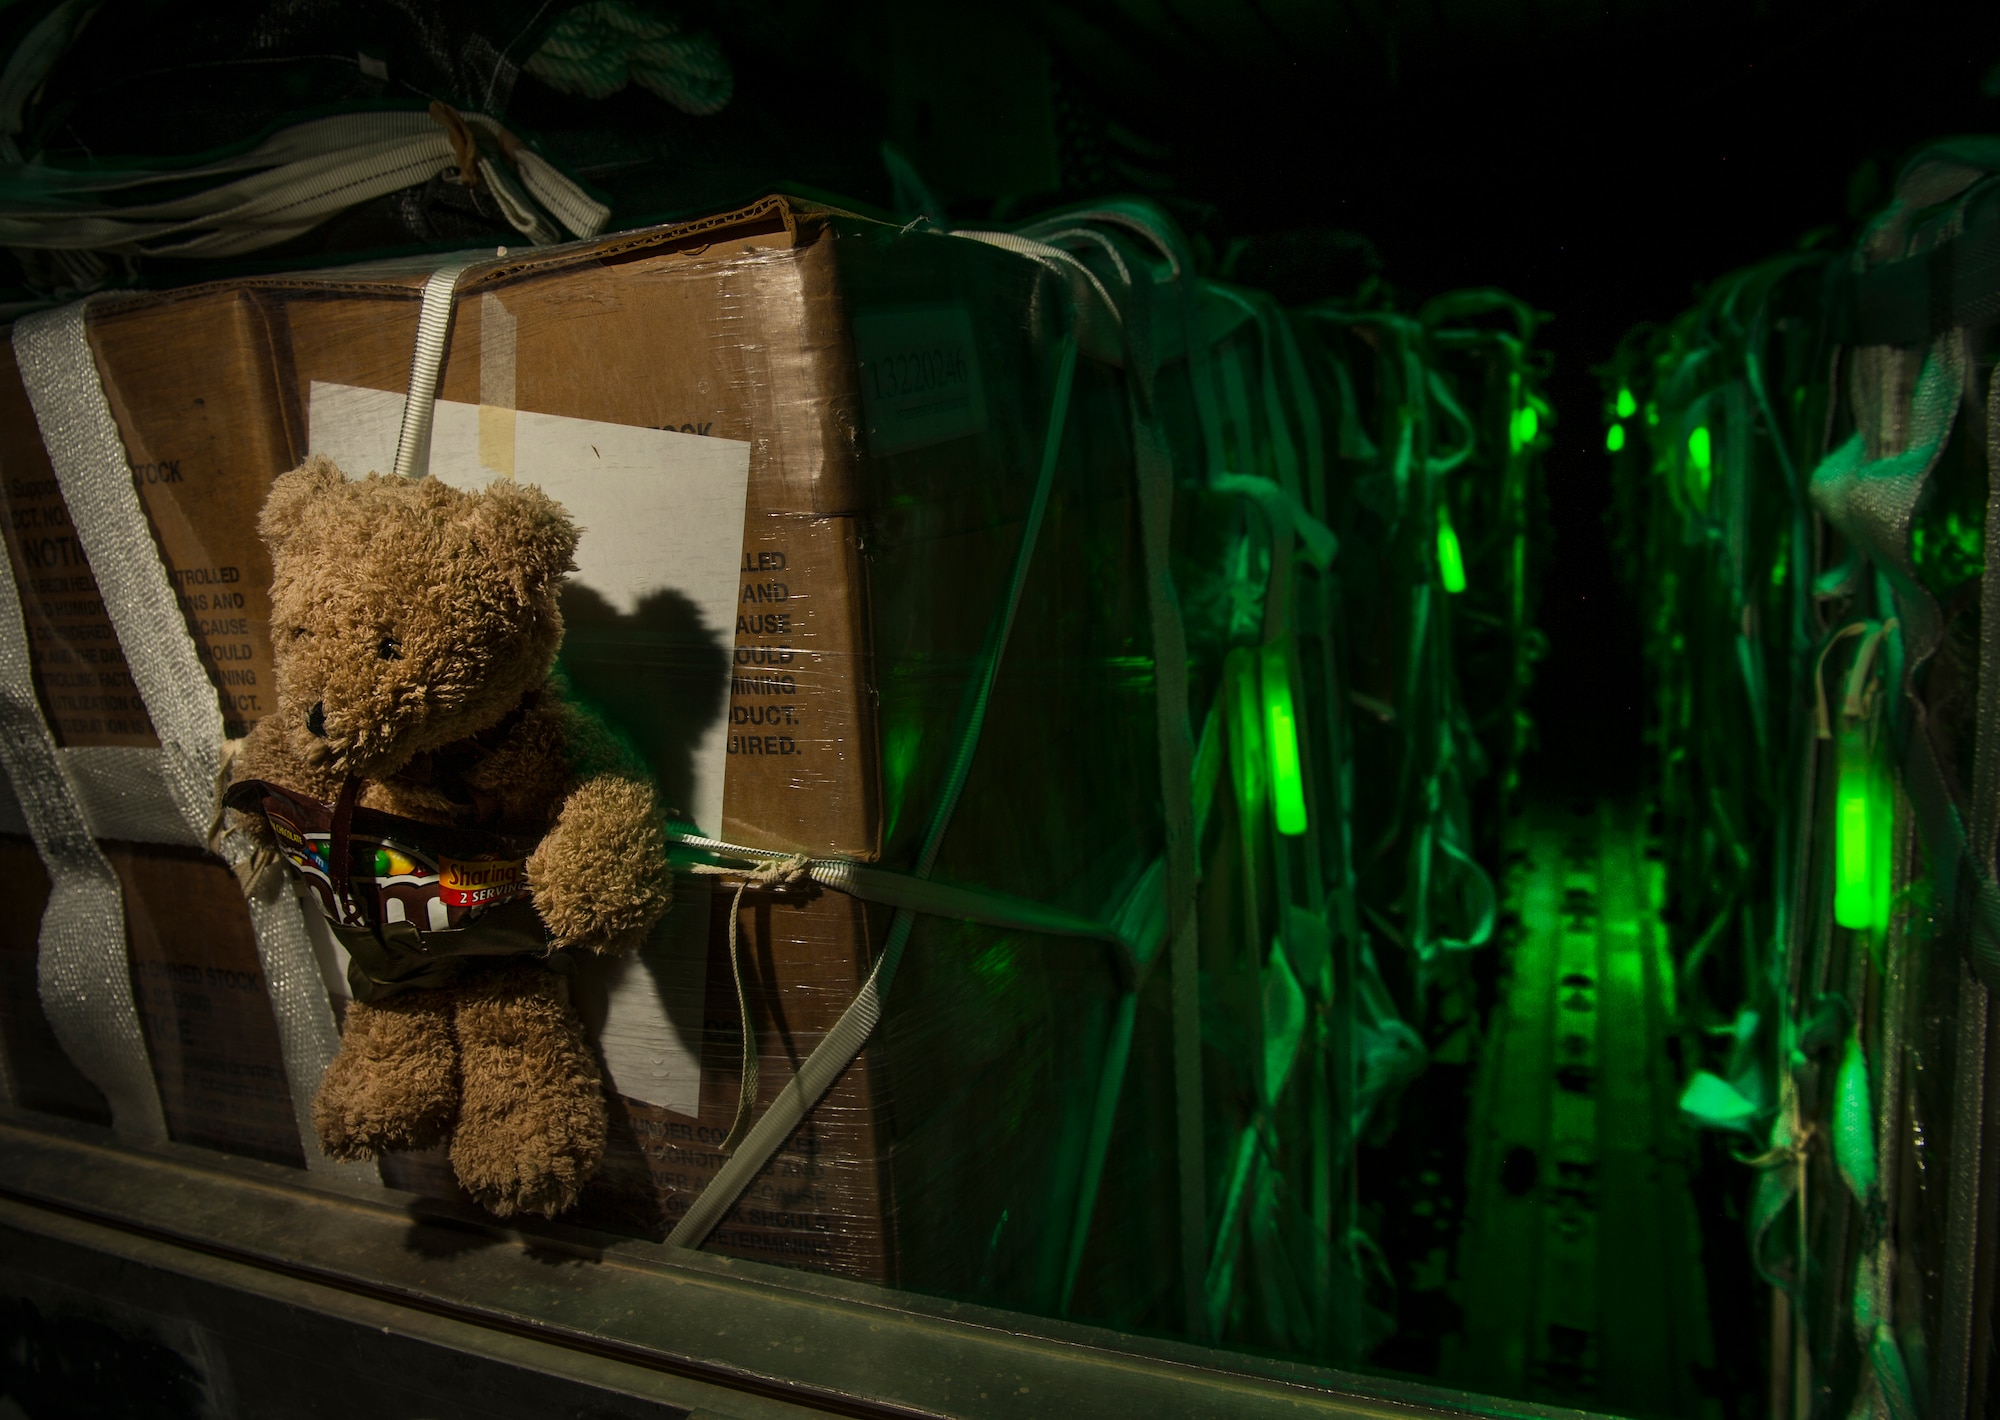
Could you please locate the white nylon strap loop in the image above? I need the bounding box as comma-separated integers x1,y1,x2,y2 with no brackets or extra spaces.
506,146,611,240
394,260,480,480
14,300,358,1176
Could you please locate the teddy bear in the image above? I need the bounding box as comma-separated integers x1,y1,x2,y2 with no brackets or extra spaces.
220,454,671,1218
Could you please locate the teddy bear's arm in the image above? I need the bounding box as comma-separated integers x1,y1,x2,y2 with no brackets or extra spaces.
525,773,671,954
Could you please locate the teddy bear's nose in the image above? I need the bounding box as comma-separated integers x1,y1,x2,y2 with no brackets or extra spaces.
306,701,327,738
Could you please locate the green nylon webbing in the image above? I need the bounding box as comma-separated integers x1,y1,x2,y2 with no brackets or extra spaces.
667,831,1146,989
1931,344,2000,1420
664,335,1080,1253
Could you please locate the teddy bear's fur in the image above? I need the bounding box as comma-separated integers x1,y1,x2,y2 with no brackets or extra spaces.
227,456,670,1217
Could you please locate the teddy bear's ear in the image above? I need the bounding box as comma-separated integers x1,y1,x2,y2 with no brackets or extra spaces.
259,456,349,554
470,479,580,598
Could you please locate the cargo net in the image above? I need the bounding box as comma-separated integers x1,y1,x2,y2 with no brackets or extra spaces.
0,194,1552,1372
1607,138,2000,1420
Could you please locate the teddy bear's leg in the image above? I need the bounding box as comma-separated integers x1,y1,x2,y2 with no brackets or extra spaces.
312,991,459,1159
448,960,607,1219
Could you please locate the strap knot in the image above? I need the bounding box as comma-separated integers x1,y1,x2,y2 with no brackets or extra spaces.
427,101,484,188
691,850,811,892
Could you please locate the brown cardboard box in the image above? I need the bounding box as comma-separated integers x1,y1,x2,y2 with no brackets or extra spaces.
0,198,1185,1324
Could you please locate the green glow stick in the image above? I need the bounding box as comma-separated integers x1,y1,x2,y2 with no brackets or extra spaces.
1616,387,1637,419
1833,719,1892,932
1866,737,1893,935
1687,424,1713,503
1260,641,1307,837
1511,405,1539,451
1606,423,1626,453
1436,506,1467,594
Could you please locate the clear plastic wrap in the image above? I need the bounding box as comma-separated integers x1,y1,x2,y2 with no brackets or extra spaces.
0,195,1497,1363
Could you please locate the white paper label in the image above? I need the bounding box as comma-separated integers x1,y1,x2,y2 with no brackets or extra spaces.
852,304,987,454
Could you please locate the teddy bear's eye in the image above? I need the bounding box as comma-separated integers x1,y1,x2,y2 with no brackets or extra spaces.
378,636,402,661
290,627,309,640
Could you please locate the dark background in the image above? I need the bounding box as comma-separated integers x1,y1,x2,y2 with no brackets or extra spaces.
19,1,2000,798
669,0,2000,793
945,0,2000,796
12,1,2000,783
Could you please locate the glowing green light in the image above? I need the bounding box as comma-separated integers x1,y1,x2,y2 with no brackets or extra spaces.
1687,425,1711,470
1833,721,1892,933
1835,785,1871,929
1687,424,1714,504
1605,423,1626,453
1260,642,1307,837
880,720,923,842
1511,405,1539,451
1645,401,1659,427
1616,387,1637,419
1436,506,1467,595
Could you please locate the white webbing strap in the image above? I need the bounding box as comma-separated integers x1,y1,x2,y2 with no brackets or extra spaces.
13,301,357,1175
667,335,1082,1251
0,461,163,1140
394,259,482,479
505,145,612,244
57,745,198,846
1,110,608,258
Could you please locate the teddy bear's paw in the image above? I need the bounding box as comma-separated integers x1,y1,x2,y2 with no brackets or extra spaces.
311,994,458,1159
527,777,671,955
449,964,608,1218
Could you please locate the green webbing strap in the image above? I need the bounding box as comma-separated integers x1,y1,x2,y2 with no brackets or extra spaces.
1975,364,2000,875
1020,200,1227,478
1422,369,1477,476
668,832,1143,989
1831,189,2000,345
963,210,1213,1337
0,0,96,163
1203,1119,1268,1333
1831,1030,1878,1203
1136,401,1211,1340
1932,355,2000,1420
1116,231,1210,1343
1057,855,1166,1315
1811,340,2000,990
665,335,1079,1252
1209,474,1336,570
1273,310,1328,520
1747,1070,1808,1296
1814,151,2000,1420
1851,807,1918,1420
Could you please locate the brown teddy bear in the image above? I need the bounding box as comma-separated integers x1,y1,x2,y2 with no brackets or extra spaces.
222,455,671,1218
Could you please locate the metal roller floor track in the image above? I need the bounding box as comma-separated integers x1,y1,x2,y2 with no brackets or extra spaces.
1446,800,1720,1419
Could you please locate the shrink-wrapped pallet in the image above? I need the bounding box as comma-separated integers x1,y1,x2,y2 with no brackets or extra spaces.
0,197,1204,1324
